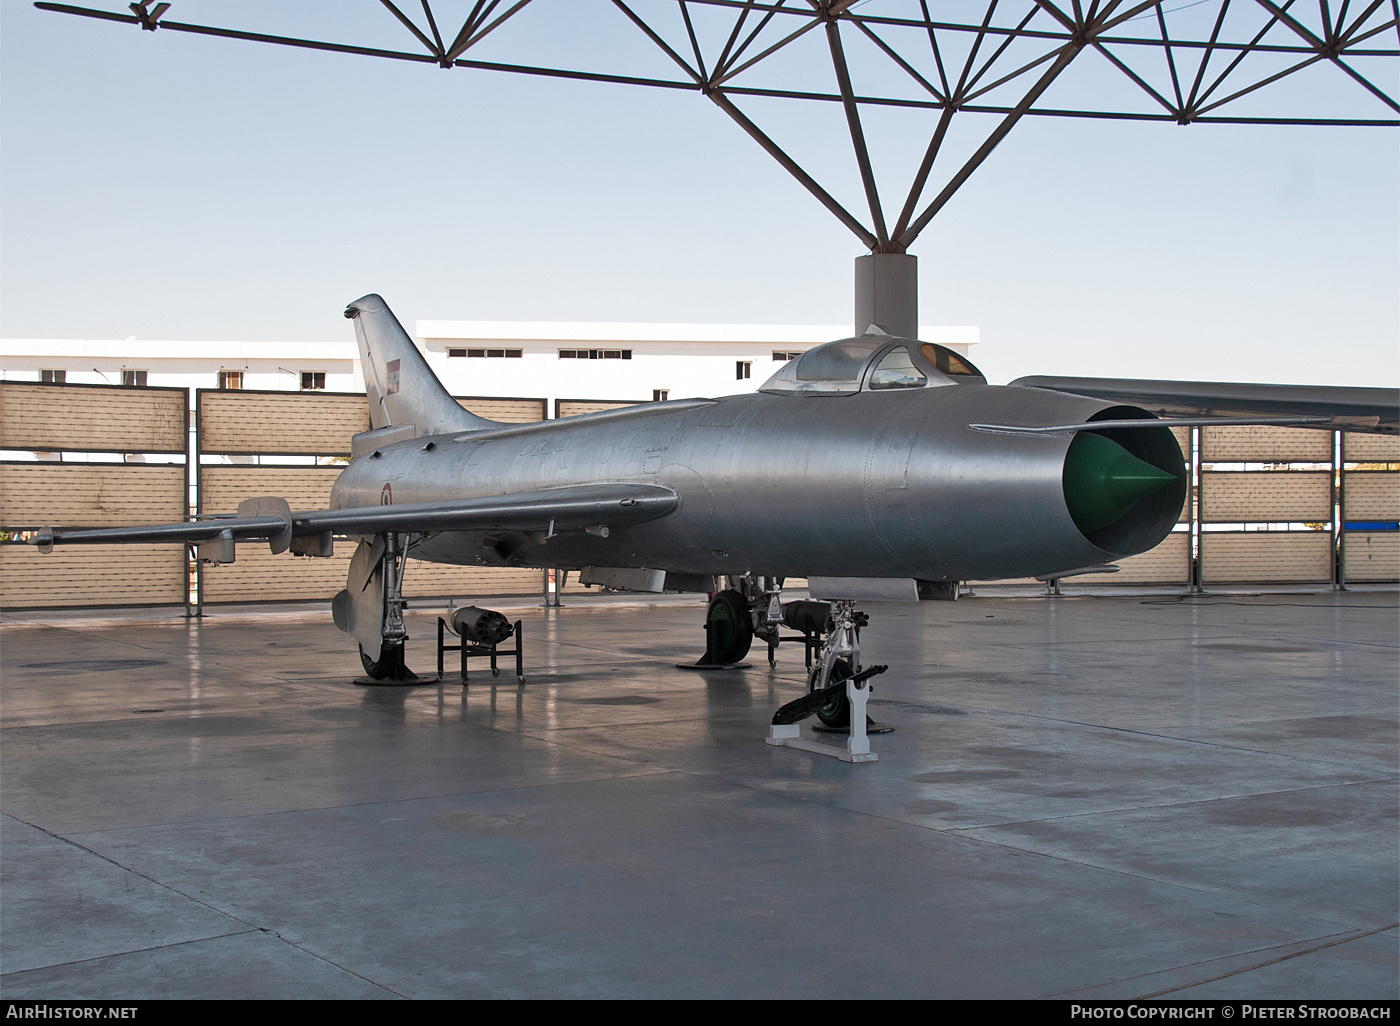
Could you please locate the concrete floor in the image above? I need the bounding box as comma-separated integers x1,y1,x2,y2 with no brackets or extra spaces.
1,590,1396,999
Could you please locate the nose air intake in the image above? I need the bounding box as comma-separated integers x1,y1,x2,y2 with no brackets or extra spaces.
1062,432,1179,535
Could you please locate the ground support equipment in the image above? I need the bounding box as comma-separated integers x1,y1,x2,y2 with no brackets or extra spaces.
765,597,893,761
766,665,887,763
437,616,526,685
764,625,825,669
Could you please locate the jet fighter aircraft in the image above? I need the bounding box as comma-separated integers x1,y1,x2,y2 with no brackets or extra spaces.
34,295,1399,731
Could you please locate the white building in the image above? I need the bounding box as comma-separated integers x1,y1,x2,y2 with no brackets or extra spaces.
0,338,362,396
1,320,980,419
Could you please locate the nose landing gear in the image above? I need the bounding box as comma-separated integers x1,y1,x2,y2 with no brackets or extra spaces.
812,658,854,728
767,599,893,762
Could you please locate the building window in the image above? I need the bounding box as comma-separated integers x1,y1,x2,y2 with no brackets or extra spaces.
653,389,669,402
40,369,66,384
300,371,326,390
218,371,243,390
773,351,803,361
559,349,631,360
737,361,751,380
122,370,148,387
457,348,522,358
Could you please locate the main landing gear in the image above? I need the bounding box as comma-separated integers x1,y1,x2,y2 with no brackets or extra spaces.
360,641,416,681
331,532,421,684
676,589,755,669
343,536,524,687
355,532,419,683
679,574,792,669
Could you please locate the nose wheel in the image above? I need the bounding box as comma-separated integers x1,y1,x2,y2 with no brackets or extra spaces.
812,658,853,727
808,657,894,734
767,599,893,761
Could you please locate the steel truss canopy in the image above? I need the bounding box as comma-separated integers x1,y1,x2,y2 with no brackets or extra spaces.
38,0,1400,253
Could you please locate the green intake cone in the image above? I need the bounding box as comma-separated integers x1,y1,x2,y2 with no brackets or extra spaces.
1062,432,1178,534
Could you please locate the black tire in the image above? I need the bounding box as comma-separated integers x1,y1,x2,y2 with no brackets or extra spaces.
706,590,753,664
360,642,409,680
813,658,853,728
359,645,382,677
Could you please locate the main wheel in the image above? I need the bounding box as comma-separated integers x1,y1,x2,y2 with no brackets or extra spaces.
812,658,853,728
359,642,413,681
705,590,753,664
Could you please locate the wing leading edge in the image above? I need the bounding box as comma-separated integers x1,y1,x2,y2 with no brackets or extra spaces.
33,483,679,552
1010,376,1399,434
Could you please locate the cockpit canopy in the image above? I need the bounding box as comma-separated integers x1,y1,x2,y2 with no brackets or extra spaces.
759,331,985,395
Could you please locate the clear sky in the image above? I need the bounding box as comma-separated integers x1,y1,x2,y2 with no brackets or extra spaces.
2,0,1396,387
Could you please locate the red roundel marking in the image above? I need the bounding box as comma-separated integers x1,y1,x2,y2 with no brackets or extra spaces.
380,483,393,505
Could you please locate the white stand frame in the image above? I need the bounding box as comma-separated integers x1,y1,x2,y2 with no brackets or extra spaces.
765,674,878,763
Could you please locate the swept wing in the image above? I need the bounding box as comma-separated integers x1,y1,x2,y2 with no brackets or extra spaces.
33,483,678,552
1009,376,1399,434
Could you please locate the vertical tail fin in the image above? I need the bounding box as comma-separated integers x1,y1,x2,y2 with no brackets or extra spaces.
344,294,496,435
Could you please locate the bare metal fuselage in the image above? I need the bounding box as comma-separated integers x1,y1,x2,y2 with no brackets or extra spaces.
331,381,1186,582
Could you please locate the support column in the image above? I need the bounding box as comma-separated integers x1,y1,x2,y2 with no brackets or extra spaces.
854,253,918,339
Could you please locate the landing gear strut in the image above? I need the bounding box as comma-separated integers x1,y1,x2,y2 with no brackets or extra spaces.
809,601,867,727
767,598,891,762
805,602,889,734
355,532,419,684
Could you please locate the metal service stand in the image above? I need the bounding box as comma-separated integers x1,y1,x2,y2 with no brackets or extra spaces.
437,616,526,685
541,568,565,608
765,600,889,763
766,665,887,763
764,621,825,670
